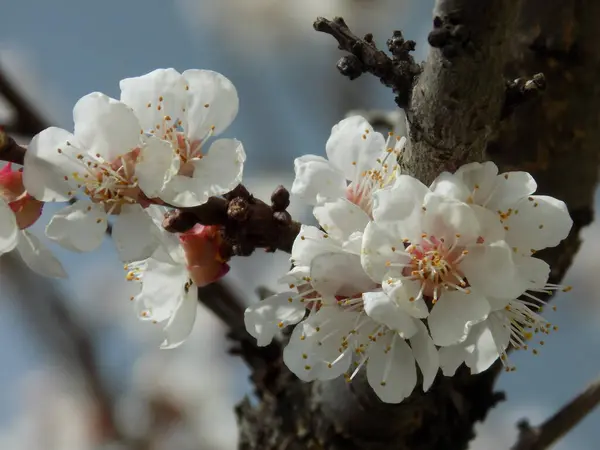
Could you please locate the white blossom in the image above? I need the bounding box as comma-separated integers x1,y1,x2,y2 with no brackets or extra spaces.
291,115,405,214
23,92,166,262
124,207,229,349
0,164,65,278
120,68,246,207
430,161,573,254
245,198,439,403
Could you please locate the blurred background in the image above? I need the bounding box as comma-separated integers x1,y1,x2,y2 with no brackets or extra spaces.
0,0,598,448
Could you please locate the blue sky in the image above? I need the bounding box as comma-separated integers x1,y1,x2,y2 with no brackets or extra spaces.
1,1,598,448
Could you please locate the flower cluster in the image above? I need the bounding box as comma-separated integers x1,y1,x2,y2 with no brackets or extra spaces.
1,68,244,346
245,115,573,403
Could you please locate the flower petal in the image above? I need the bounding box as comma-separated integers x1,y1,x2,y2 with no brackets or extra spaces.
160,287,198,349
470,204,505,243
313,198,370,242
429,171,470,202
410,321,439,391
464,314,510,374
438,345,469,376
73,92,142,161
428,290,490,346
24,127,78,202
112,204,159,263
183,69,239,139
291,225,343,268
504,195,572,251
120,68,188,134
291,155,347,205
453,161,498,205
361,221,412,282
325,116,385,181
486,171,537,211
362,290,418,339
383,279,429,319
460,240,525,299
133,257,188,322
0,198,18,254
160,138,245,207
372,175,429,223
45,201,107,252
366,333,416,403
15,230,67,278
136,136,178,198
244,292,307,347
311,251,376,297
422,193,480,243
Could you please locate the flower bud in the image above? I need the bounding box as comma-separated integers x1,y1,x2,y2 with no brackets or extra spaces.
179,224,229,287
0,164,43,229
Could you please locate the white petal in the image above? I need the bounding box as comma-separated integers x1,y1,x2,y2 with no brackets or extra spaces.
0,199,18,254
183,69,239,139
24,127,78,202
160,138,245,207
429,171,470,202
73,92,142,161
514,254,550,290
244,292,307,347
486,171,537,211
471,205,505,243
291,225,343,268
428,291,490,346
325,116,385,181
366,333,416,403
136,136,178,197
460,240,525,299
464,315,510,374
410,321,439,391
363,290,418,338
313,198,370,242
15,230,67,278
439,345,468,376
504,195,572,251
45,201,107,252
310,251,375,297
291,155,346,205
361,221,411,282
160,287,198,349
120,68,188,133
112,205,159,263
383,279,429,319
283,308,355,381
422,193,480,243
133,257,188,322
453,161,498,205
372,175,429,223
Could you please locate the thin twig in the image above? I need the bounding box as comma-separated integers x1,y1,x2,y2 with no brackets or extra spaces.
512,376,600,450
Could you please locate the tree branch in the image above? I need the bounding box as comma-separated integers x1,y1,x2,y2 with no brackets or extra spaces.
0,129,27,165
512,377,600,450
164,184,301,256
0,67,48,135
314,17,421,108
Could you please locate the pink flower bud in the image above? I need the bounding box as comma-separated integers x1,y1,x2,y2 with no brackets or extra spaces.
179,224,229,287
0,163,44,229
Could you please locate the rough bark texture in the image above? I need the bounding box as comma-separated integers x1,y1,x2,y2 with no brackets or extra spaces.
237,0,600,449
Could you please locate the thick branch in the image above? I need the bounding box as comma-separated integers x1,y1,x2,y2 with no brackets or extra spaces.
405,0,521,184
512,377,600,450
314,17,420,108
0,67,48,135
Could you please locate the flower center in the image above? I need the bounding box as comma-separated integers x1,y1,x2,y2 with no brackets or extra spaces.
386,234,470,305
59,143,144,214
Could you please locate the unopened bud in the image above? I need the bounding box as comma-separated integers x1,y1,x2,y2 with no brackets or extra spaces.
179,224,230,287
0,164,43,229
